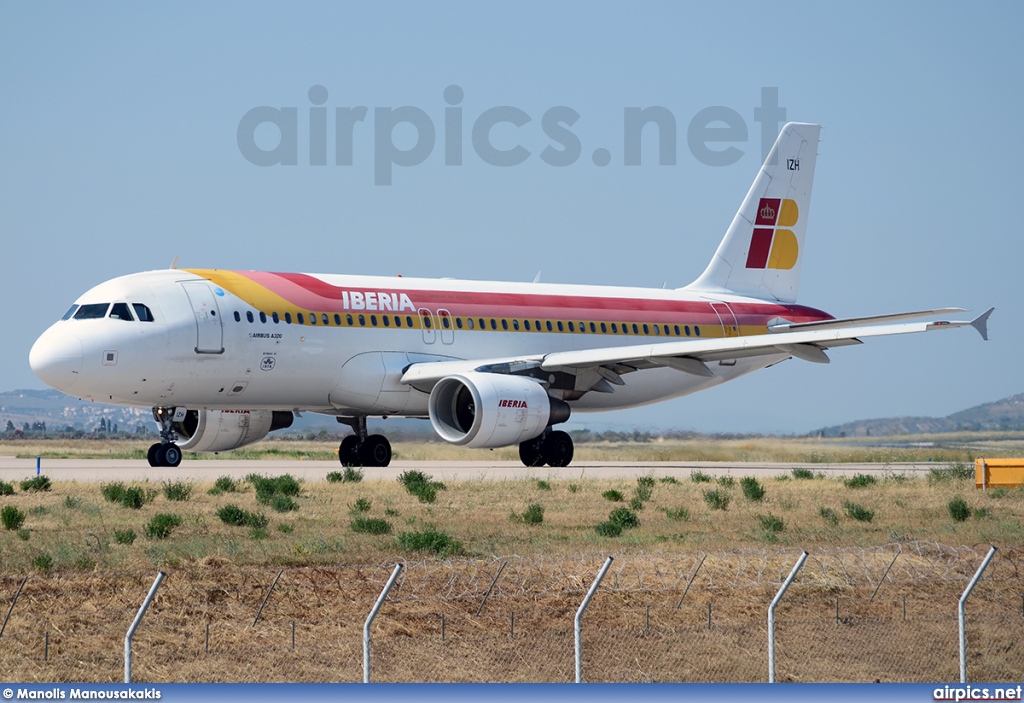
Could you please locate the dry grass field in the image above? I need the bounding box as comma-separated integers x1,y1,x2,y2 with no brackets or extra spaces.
1,436,1022,682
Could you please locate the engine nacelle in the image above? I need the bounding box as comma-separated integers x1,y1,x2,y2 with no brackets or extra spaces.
428,372,570,448
173,409,294,453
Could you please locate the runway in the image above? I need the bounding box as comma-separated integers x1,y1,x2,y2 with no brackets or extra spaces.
0,455,947,483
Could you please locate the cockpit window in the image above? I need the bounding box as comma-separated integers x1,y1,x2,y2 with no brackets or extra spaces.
132,303,155,322
74,303,110,320
61,305,78,321
109,303,134,321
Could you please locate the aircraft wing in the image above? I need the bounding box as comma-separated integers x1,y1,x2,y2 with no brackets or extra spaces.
400,308,993,391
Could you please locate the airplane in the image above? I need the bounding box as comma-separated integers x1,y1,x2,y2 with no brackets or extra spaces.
28,122,993,469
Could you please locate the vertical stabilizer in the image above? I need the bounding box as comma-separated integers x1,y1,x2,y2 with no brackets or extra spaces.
684,122,820,303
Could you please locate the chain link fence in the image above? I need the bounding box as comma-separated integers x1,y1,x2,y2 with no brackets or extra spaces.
1,543,1021,682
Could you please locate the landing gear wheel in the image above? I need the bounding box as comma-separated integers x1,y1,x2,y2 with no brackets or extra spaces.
541,430,574,468
518,437,545,467
359,434,392,468
162,444,182,467
339,436,360,466
147,443,161,468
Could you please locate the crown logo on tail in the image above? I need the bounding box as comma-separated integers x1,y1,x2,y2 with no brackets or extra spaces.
760,204,776,221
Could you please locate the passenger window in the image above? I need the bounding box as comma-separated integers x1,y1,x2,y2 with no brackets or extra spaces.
272,312,280,323
643,324,649,335
567,321,573,332
524,320,531,331
74,303,110,320
233,311,241,322
547,321,553,332
600,322,607,333
512,319,519,331
358,314,365,326
323,314,329,325
285,312,292,324
674,325,680,336
501,319,509,331
383,315,390,327
632,323,639,334
695,326,701,336
467,318,474,330
653,324,660,335
589,322,596,333
299,313,306,324
611,323,618,334
61,305,79,321
246,311,254,323
456,318,463,329
346,314,354,326
260,312,267,323
109,303,134,321
406,316,414,327
371,315,378,327
684,325,690,336
489,319,497,330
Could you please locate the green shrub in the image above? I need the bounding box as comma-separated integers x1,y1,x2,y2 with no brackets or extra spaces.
351,517,393,535
568,483,580,493
328,467,364,483
703,489,731,511
948,497,971,523
536,480,551,491
62,496,82,509
791,468,815,480
32,553,54,571
690,471,712,483
659,476,680,485
741,476,766,502
19,476,51,492
510,503,546,525
217,504,268,529
602,489,624,502
928,462,973,484
29,506,48,516
214,476,237,492
633,479,653,503
757,513,785,533
277,523,293,534
145,513,182,539
2,505,26,531
114,528,136,545
988,488,1008,499
120,486,157,510
972,507,990,520
629,496,645,511
396,528,462,557
350,498,372,514
843,501,874,522
250,527,268,540
594,521,622,537
17,528,29,541
844,474,877,489
397,470,445,503
162,480,193,502
0,480,13,496
249,474,302,505
717,476,735,488
662,506,690,521
385,508,399,517
819,507,839,526
101,482,126,503
608,507,640,529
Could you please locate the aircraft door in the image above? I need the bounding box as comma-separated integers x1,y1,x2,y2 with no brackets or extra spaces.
418,308,436,344
710,302,739,338
438,309,454,344
181,281,225,354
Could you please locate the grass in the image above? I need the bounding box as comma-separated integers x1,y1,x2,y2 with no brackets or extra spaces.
327,467,364,483
162,481,193,502
0,467,1021,572
703,489,731,511
395,528,462,557
510,503,544,525
740,476,765,502
843,501,875,523
791,468,816,480
350,517,393,535
0,480,13,496
602,489,624,502
2,505,26,530
843,474,877,489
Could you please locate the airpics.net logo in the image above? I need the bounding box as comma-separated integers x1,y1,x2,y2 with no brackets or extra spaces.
237,86,789,185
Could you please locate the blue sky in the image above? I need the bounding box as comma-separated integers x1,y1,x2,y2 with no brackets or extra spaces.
2,2,1020,434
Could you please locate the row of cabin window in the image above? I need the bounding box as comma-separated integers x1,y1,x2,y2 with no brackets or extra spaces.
232,309,704,337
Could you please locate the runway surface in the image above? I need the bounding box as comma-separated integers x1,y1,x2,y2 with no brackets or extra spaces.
0,456,947,483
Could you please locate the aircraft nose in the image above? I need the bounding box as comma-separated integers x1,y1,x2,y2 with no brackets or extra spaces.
29,328,83,391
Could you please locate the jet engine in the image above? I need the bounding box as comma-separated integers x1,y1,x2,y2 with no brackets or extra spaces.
428,372,570,448
173,409,294,453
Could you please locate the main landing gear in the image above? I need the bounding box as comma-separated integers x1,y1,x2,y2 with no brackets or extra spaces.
518,430,574,468
337,416,392,468
147,407,183,468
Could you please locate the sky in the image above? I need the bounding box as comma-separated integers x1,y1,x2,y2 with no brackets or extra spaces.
1,2,1021,435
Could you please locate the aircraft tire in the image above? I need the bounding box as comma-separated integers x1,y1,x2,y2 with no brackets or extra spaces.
339,436,360,466
162,444,182,468
518,437,545,467
541,430,573,468
360,434,392,467
147,443,161,467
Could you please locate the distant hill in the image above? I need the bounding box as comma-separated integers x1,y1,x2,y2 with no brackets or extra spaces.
813,393,1024,437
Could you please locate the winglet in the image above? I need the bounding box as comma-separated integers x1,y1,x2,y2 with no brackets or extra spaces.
970,307,994,341
170,255,179,270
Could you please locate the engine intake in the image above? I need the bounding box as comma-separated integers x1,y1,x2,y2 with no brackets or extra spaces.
428,372,570,448
174,409,294,453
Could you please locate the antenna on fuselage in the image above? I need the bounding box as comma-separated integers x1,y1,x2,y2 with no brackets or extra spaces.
170,256,179,269
533,271,542,283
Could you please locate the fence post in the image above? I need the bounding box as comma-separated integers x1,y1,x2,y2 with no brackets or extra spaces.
363,563,402,684
575,556,613,683
1,576,29,638
125,571,165,683
768,551,807,683
960,546,997,683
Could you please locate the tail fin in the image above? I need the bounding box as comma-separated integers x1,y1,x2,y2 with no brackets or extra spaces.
685,122,820,303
